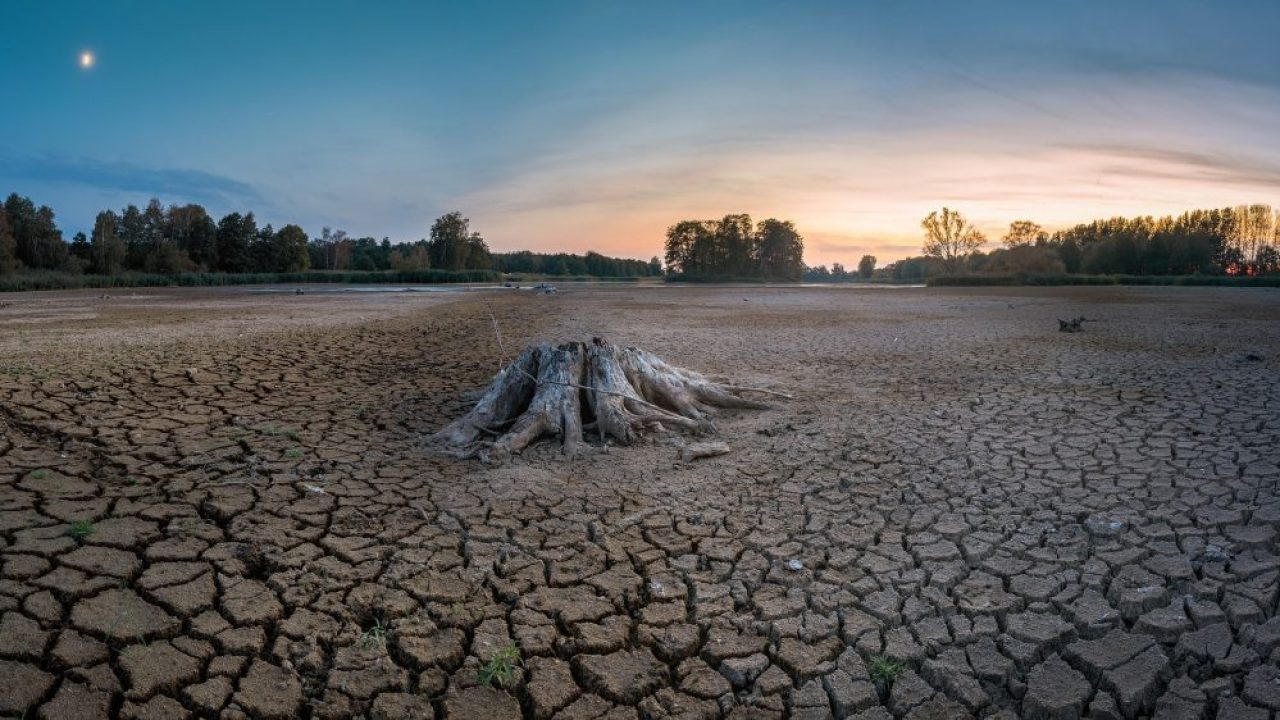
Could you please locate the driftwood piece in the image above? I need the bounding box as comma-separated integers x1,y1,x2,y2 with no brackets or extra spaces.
435,337,782,460
679,441,731,461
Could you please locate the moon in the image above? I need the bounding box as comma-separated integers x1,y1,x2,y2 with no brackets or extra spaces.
79,51,95,69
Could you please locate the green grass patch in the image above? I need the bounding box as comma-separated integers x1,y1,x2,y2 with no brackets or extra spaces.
869,655,905,687
478,643,522,689
66,520,95,541
359,620,390,649
256,425,300,441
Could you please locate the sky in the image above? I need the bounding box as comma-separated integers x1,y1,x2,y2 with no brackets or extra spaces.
2,1,1279,265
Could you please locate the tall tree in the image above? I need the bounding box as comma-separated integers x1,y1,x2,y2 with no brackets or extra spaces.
922,207,986,272
718,214,756,276
858,255,876,279
0,207,17,274
215,212,256,272
273,224,310,272
91,210,127,275
4,193,69,270
1003,220,1046,247
1232,204,1274,272
664,220,715,276
755,218,804,281
70,232,91,265
427,211,489,271
168,203,217,270
140,198,168,271
119,204,146,270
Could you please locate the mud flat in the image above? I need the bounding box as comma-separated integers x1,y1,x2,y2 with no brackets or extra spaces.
1,284,1277,718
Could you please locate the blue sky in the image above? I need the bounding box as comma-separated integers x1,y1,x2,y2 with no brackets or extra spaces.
2,1,1278,263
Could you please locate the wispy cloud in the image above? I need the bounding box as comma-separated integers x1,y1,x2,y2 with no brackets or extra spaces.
0,154,264,207
1060,144,1280,189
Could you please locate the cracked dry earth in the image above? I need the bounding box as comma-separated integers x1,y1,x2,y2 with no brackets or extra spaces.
1,284,1278,720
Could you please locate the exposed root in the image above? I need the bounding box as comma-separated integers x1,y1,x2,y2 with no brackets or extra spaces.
434,337,781,460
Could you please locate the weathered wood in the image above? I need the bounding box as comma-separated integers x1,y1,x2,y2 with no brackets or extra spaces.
490,342,585,460
435,337,781,460
436,345,538,445
680,441,731,461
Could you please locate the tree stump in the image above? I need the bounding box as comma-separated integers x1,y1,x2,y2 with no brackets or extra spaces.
1058,316,1086,333
435,337,783,460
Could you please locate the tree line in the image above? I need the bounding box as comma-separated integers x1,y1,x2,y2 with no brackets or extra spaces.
664,214,805,281
807,204,1280,282
0,195,657,279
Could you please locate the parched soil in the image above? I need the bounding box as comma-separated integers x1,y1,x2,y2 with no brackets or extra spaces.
1,284,1278,719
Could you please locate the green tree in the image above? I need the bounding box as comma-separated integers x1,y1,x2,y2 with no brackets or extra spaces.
70,232,91,264
718,214,756,276
4,193,69,270
251,224,276,271
216,212,256,272
91,210,127,275
922,207,986,272
140,198,169,271
428,211,489,270
755,218,804,281
664,220,715,276
858,255,876,279
168,204,217,270
0,207,17,274
273,224,310,272
119,204,146,269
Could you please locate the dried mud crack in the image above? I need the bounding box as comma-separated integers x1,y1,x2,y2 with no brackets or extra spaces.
0,284,1277,719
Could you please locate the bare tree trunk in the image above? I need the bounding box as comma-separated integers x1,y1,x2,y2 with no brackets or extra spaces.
433,337,783,461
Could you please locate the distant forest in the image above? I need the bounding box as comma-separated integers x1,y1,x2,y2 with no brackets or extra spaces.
664,214,806,281
0,195,662,279
808,205,1280,282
